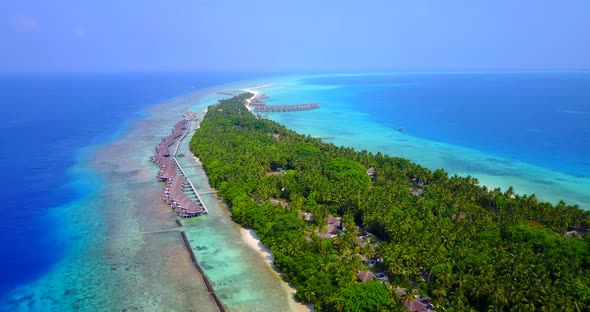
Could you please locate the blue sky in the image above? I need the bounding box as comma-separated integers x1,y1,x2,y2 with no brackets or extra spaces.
1,0,589,72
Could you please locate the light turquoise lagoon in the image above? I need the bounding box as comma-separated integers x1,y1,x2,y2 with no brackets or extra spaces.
7,72,586,312
4,85,303,312
194,74,590,209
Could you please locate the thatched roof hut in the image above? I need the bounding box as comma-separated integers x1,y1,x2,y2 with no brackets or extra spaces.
357,271,375,283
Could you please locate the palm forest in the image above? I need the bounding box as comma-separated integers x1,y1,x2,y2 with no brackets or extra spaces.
190,94,590,312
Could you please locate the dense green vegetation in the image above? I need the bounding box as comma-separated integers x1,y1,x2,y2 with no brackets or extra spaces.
190,94,590,312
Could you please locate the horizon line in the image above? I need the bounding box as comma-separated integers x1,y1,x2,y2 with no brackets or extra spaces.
1,69,590,76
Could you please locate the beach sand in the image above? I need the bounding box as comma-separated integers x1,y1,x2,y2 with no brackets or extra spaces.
133,83,315,312
240,228,314,312
243,85,274,113
242,88,259,113
13,72,583,311
1,81,305,311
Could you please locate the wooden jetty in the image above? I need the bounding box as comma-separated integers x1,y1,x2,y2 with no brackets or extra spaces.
216,91,239,97
173,157,209,214
253,103,320,112
154,113,223,311
150,115,208,217
182,109,198,121
247,93,269,106
243,92,320,114
312,135,335,140
249,99,267,106
180,231,226,312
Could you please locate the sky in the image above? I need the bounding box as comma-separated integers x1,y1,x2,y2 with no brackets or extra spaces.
1,0,589,72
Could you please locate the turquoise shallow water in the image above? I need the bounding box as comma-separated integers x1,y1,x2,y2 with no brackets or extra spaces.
3,86,300,312
3,93,216,311
0,73,259,308
176,134,297,311
4,72,588,311
202,74,590,209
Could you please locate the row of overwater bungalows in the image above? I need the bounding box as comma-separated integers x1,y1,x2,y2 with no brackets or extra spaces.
162,175,205,217
253,103,319,112
154,119,189,158
150,119,206,218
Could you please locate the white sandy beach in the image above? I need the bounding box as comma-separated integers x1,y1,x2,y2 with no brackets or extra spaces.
242,88,258,112
240,228,314,312
242,84,273,113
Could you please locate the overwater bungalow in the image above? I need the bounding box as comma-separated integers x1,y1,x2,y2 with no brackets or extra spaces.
250,99,266,105
158,169,176,181
151,118,208,218
253,103,320,112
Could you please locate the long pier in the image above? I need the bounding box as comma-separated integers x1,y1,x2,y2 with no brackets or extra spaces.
173,119,192,156
253,103,320,112
216,91,239,97
172,119,209,214
154,112,223,311
179,231,226,312
182,109,198,121
242,90,321,114
249,99,267,106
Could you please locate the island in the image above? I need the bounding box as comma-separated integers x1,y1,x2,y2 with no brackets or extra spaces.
189,93,590,311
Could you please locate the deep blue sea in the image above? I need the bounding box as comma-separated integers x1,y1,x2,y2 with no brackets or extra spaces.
301,72,590,177
1,71,589,308
0,72,253,300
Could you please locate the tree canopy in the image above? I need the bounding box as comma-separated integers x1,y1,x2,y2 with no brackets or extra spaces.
190,94,590,312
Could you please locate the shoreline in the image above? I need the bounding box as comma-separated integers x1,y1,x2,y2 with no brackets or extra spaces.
2,77,286,311
253,76,590,209
242,87,261,112
189,88,590,311
239,228,314,312
242,84,273,112
2,88,223,311
179,230,226,312
5,72,587,310
173,91,313,311
172,86,312,310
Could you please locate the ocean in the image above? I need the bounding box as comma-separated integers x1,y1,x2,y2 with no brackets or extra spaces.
0,71,588,311
0,72,254,307
251,72,590,208
302,73,590,178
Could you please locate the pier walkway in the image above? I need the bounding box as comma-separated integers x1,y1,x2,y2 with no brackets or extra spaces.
151,112,224,311
216,91,239,97
243,92,320,114
253,103,320,112
182,109,198,121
